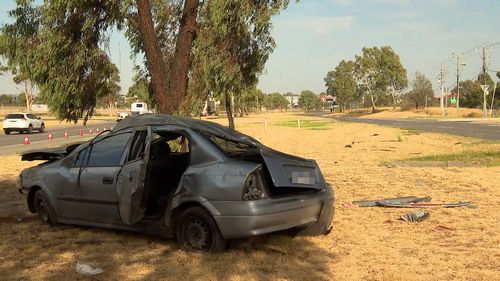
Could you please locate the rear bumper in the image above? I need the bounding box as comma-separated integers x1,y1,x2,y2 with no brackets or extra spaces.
211,190,334,239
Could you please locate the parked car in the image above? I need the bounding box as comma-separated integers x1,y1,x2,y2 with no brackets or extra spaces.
116,111,131,122
18,114,334,251
2,112,45,135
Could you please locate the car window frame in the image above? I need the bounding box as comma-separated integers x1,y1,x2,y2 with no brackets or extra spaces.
84,131,133,168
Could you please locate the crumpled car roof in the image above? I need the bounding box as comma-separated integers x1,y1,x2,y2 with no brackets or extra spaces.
113,114,262,146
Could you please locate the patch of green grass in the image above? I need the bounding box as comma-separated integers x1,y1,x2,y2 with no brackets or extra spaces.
276,119,331,129
407,150,500,167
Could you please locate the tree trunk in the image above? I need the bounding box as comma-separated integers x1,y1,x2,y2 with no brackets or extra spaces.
24,81,31,113
136,0,170,113
369,93,376,112
225,92,235,129
168,0,199,113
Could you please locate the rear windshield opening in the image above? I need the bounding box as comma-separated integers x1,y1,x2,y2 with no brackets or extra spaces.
5,114,24,119
205,134,258,156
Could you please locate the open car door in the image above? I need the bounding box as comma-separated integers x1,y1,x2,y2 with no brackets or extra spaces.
116,127,151,225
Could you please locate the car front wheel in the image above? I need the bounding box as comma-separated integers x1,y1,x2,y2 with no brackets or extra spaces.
176,206,226,252
40,123,45,133
3,129,10,135
34,190,58,226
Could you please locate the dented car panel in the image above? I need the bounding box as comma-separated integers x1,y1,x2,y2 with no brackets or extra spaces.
19,114,334,248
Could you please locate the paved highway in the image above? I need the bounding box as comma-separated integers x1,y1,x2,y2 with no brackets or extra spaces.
335,117,500,140
0,121,116,156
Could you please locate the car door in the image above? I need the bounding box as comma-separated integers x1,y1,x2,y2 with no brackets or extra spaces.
26,114,41,129
116,127,151,225
76,131,133,223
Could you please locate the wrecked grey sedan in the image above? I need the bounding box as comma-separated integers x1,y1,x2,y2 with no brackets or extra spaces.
18,114,334,251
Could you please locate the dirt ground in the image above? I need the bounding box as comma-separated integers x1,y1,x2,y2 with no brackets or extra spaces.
0,112,499,280
332,106,494,119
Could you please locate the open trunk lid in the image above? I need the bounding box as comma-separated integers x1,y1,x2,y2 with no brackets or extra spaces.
260,149,323,190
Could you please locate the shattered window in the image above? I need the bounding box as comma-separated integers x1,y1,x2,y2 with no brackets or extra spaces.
207,135,256,156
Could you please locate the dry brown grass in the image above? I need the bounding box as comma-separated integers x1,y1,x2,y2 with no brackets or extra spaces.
1,112,499,280
334,107,490,119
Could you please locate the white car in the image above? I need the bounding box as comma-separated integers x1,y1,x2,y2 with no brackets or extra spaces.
2,113,45,135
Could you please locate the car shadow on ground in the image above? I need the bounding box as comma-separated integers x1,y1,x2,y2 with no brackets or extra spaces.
0,179,337,281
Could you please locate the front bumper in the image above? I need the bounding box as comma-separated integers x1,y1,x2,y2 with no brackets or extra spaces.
211,191,334,239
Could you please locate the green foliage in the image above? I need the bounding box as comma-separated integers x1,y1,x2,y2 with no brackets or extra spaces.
265,92,289,110
402,72,433,109
324,60,356,111
298,90,321,111
452,80,483,108
1,0,125,124
127,74,155,107
354,46,408,109
196,0,289,126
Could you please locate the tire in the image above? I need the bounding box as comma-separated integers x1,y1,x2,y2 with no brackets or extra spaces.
27,124,33,134
33,190,58,226
3,129,10,135
176,206,226,252
39,123,45,133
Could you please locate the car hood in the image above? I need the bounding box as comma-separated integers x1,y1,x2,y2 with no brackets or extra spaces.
21,143,82,161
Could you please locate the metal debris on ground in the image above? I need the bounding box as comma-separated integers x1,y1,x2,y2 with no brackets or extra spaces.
376,201,477,209
400,211,430,222
352,196,432,207
75,262,103,276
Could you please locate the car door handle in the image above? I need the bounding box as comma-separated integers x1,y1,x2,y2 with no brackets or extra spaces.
102,177,114,185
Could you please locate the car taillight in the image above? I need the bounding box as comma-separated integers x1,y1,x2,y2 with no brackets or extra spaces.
242,169,265,201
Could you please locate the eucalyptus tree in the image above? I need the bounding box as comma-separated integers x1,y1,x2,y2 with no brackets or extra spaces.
0,0,41,112
196,0,290,129
324,60,356,112
354,46,407,111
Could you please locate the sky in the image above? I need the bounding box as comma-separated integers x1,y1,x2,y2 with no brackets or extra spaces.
1,0,500,97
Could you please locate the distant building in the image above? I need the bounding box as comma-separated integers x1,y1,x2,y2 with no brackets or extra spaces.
284,93,299,107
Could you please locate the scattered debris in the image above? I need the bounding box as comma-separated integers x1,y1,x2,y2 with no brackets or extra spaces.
342,202,352,208
454,142,462,145
344,144,352,148
400,211,430,222
353,196,432,207
75,262,103,276
376,201,477,209
383,220,393,225
371,133,379,136
434,225,455,231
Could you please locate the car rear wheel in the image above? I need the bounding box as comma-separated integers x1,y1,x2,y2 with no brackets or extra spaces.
34,190,58,226
176,206,226,252
27,124,33,134
3,129,10,135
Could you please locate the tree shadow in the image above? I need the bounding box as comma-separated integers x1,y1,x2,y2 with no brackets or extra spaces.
0,177,337,280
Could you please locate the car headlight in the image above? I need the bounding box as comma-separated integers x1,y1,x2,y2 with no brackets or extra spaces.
242,170,266,201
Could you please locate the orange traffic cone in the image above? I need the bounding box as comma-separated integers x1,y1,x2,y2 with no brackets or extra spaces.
64,131,68,138
23,136,30,145
103,127,107,131
79,129,83,136
110,126,113,130
96,128,100,133
89,128,93,135
48,133,53,141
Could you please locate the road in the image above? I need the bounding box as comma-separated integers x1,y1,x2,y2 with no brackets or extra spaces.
0,121,116,156
335,117,500,140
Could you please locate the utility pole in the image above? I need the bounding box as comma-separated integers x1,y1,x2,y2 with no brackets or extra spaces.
439,64,445,112
481,45,488,118
455,53,461,110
